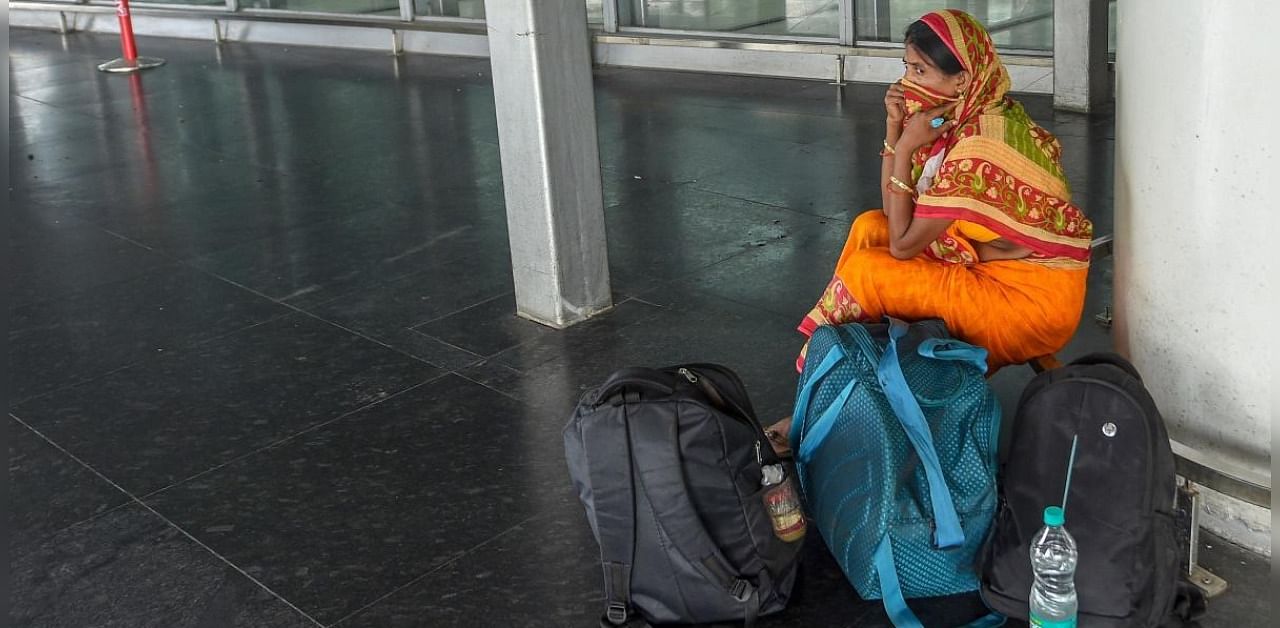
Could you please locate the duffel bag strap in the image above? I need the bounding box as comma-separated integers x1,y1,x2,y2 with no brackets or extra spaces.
874,536,1006,628
627,410,762,626
873,536,924,628
878,318,966,549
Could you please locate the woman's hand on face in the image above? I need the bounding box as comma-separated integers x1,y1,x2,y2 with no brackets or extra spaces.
895,102,959,154
884,83,906,127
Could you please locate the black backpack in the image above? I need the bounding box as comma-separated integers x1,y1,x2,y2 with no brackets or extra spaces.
563,364,801,627
980,353,1203,626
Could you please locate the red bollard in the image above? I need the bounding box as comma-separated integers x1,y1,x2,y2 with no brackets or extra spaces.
97,0,165,73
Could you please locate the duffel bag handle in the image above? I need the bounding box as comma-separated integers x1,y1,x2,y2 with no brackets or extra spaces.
789,342,849,457
593,368,676,405
878,318,965,549
917,338,989,374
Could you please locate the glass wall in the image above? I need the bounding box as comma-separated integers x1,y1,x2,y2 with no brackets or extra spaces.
413,0,486,18
1108,0,1116,56
128,0,225,6
59,1,1073,53
855,0,1053,52
240,0,401,15
623,0,841,39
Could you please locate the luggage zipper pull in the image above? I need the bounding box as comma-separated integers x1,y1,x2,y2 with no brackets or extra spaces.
677,367,698,383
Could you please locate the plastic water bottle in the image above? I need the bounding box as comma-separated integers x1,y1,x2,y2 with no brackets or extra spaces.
1029,506,1078,627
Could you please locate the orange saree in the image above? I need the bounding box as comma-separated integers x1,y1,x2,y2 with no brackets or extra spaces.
796,10,1093,374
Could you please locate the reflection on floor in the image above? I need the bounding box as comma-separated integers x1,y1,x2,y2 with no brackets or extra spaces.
9,29,1264,628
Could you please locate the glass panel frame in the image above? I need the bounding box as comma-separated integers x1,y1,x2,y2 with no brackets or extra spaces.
850,0,1054,55
411,0,486,20
233,0,404,16
85,0,227,9
617,0,844,43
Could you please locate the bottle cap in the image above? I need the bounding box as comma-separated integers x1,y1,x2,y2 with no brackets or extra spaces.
760,464,785,487
1043,506,1065,527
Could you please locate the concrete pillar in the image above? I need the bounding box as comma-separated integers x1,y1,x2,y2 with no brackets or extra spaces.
1114,0,1276,554
1053,0,1109,111
483,0,612,328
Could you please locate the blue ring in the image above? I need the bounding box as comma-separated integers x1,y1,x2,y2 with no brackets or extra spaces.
930,117,946,129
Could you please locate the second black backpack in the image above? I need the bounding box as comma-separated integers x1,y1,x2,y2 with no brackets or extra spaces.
980,353,1186,627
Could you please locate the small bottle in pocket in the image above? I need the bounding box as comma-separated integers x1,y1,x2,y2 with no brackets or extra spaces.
760,464,806,543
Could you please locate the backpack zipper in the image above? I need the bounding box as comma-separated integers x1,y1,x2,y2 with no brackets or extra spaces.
678,366,777,466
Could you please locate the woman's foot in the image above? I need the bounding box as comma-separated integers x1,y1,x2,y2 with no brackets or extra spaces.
764,416,794,459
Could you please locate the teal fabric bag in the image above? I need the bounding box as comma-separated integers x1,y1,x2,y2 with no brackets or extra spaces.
790,319,1001,627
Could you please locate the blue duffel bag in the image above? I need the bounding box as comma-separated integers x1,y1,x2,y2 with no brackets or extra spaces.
789,318,1001,627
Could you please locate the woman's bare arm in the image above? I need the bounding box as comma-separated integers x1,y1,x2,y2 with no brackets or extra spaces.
884,155,952,259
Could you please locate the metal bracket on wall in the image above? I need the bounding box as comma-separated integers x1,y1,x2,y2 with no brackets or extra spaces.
391,29,404,56
1175,481,1230,597
1094,305,1112,329
830,55,847,86
1090,235,1115,329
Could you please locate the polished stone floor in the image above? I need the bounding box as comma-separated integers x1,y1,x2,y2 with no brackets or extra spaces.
8,29,1265,628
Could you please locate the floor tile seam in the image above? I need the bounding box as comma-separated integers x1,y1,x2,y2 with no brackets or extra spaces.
10,362,143,410
593,94,866,127
406,290,517,331
633,249,815,319
174,260,449,370
595,83,852,119
407,292,654,366
6,413,328,628
411,321,548,369
402,327,485,362
480,295,667,371
685,183,855,223
11,93,65,110
598,117,853,152
327,511,549,627
184,207,495,293
669,252,811,319
450,366,545,409
134,373,450,502
97,226,166,253
8,413,139,552
11,306,298,407
10,498,138,560
287,305,460,370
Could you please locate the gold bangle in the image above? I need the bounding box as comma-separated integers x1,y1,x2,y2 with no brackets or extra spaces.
879,139,896,157
888,175,915,195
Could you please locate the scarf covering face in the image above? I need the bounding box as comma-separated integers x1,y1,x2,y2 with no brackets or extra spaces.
910,10,1093,266
899,78,959,118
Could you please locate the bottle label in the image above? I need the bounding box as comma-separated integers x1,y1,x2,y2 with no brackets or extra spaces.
1029,613,1076,628
762,481,806,542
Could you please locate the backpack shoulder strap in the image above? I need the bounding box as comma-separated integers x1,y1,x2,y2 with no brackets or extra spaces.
627,407,762,626
580,407,641,626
